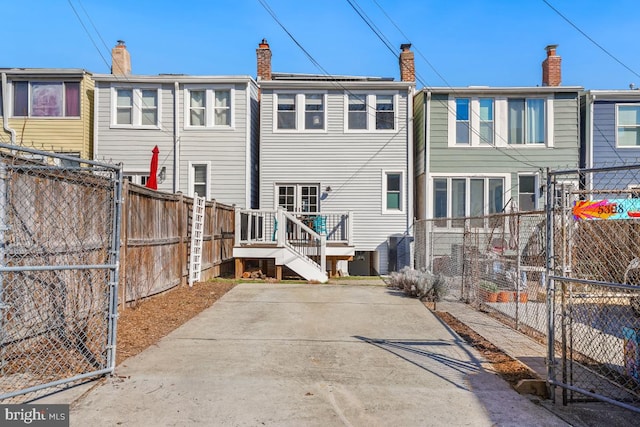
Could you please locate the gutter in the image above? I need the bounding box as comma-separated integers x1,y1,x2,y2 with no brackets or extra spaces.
1,73,16,144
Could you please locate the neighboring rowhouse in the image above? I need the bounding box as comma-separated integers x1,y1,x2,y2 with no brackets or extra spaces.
414,45,582,263
92,41,259,208
234,40,415,279
581,89,640,192
0,68,94,161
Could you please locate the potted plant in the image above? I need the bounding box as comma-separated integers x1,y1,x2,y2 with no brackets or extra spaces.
479,280,499,303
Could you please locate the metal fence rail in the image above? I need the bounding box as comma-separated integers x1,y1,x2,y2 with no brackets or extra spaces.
548,165,640,412
0,144,121,403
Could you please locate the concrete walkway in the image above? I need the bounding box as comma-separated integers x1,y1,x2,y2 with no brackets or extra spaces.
58,283,569,426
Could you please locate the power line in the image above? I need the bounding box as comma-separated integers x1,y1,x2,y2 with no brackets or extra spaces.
542,0,640,81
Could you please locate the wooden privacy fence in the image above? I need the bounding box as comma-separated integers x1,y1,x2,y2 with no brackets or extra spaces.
119,181,235,306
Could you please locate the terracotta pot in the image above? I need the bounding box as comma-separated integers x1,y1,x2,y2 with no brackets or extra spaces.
497,291,511,303
516,292,528,303
483,291,498,303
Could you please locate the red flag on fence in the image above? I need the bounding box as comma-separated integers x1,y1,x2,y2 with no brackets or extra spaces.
145,146,159,190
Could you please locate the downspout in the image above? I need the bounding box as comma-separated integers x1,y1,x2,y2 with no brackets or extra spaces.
424,90,431,221
1,73,16,144
406,86,414,233
174,81,180,193
93,81,99,160
245,81,251,209
588,93,595,193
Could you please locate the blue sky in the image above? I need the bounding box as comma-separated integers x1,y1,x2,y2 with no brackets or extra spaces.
3,0,640,90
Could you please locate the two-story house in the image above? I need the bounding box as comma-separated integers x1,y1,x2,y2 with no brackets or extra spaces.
581,89,640,193
92,41,259,208
414,45,582,265
1,68,94,161
233,41,415,281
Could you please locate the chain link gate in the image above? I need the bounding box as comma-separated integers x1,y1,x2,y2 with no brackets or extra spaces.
548,165,640,412
0,143,122,403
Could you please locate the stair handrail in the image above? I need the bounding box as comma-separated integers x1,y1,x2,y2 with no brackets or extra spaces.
278,208,326,273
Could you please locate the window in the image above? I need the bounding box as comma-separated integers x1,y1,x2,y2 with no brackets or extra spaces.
617,105,640,147
12,81,80,117
277,94,296,130
376,95,395,130
386,173,401,210
348,94,367,129
113,87,160,127
189,162,210,199
124,172,150,186
305,94,324,129
455,98,470,144
433,177,505,228
185,88,232,127
479,98,494,144
276,184,319,212
275,93,326,131
518,175,538,211
382,171,404,214
508,98,545,144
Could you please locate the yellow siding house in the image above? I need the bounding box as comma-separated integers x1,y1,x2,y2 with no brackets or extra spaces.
1,69,94,160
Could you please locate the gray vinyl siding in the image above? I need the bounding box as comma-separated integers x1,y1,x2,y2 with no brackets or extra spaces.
94,78,256,208
428,92,580,175
259,88,410,261
250,83,260,209
178,82,250,207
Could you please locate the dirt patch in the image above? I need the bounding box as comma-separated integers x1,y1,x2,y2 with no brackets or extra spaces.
434,311,538,386
116,280,237,365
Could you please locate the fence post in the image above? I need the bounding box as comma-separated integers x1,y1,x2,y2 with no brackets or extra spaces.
178,192,186,285
120,179,129,310
545,169,557,403
0,163,7,367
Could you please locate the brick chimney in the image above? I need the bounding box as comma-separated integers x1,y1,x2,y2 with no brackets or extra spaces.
399,43,415,82
111,40,131,75
256,39,272,81
542,44,561,86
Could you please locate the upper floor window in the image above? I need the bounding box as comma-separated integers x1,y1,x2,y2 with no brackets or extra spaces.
479,98,494,144
186,87,232,128
508,98,545,144
13,81,80,117
376,95,395,130
617,104,640,147
113,86,160,128
345,93,397,131
455,98,470,144
348,94,367,129
275,93,326,131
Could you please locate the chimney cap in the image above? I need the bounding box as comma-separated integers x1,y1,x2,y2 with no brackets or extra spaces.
259,39,270,48
116,40,126,46
400,43,412,51
545,44,559,54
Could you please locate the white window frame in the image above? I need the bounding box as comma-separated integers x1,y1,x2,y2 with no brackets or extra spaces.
430,174,510,229
381,170,405,214
274,183,320,212
188,161,211,199
110,85,162,129
447,96,554,147
183,85,235,129
124,171,150,186
616,103,640,148
273,92,327,133
343,92,398,132
517,173,540,211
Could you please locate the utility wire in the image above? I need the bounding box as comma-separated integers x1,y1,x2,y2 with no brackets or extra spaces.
542,0,640,81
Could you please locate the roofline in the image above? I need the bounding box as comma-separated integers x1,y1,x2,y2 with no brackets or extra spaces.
583,89,640,99
91,74,257,85
270,72,395,82
422,86,583,94
259,80,414,90
0,68,91,78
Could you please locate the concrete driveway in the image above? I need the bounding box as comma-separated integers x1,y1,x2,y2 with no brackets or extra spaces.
69,283,567,426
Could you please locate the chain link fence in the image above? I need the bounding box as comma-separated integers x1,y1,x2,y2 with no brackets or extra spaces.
549,165,640,411
0,144,121,403
414,210,547,335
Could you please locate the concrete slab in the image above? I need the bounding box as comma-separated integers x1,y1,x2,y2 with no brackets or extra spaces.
61,283,568,426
